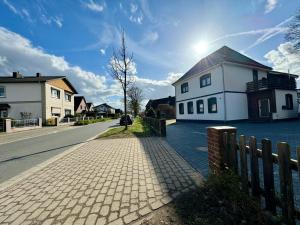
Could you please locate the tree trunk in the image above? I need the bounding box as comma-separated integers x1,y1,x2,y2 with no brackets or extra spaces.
124,89,128,130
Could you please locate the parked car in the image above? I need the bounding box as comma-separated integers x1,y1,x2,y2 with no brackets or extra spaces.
120,115,133,126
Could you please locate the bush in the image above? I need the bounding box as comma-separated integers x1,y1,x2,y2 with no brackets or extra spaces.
174,172,268,225
74,118,111,126
46,118,56,126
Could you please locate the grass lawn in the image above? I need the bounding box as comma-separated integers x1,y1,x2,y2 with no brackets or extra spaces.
99,117,153,138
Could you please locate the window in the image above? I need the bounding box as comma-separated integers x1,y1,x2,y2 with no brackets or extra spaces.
179,103,184,114
284,94,293,110
0,109,8,118
51,107,61,117
51,88,60,99
196,100,204,114
65,93,71,102
187,101,194,114
65,109,71,116
200,74,211,88
253,69,258,81
208,97,217,113
181,82,189,93
0,86,5,97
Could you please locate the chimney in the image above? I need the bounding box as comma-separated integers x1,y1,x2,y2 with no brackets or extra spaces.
12,72,23,78
36,72,42,77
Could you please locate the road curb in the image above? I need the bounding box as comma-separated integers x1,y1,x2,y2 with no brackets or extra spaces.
0,128,110,192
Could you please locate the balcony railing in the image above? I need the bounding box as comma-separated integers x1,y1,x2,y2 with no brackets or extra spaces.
246,76,296,92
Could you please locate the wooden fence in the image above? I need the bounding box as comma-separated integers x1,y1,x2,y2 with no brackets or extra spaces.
142,117,166,137
222,132,299,225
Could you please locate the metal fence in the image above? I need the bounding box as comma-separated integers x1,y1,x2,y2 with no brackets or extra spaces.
0,121,4,132
11,119,39,128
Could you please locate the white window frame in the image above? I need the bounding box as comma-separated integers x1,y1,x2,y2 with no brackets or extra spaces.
51,88,60,99
0,86,6,98
65,92,71,102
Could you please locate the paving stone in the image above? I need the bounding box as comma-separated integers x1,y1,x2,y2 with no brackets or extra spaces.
124,212,139,224
0,138,203,225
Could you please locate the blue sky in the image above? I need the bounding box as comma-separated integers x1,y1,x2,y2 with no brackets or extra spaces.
0,0,300,108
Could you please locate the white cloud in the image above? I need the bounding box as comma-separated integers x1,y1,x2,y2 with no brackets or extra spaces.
129,15,144,24
265,0,278,14
2,0,32,22
53,16,63,28
83,0,105,12
0,56,7,66
141,31,159,44
130,3,138,13
0,26,177,109
265,42,300,76
100,48,106,55
3,0,18,14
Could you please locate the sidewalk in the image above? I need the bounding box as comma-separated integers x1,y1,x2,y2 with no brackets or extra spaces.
0,137,203,225
0,125,75,145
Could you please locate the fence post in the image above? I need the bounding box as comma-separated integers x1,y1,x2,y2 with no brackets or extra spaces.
159,119,166,137
278,142,295,225
38,118,42,127
207,126,237,174
68,117,70,123
239,135,248,194
5,118,12,133
249,136,260,201
297,147,300,182
229,133,238,173
261,139,276,214
55,117,59,126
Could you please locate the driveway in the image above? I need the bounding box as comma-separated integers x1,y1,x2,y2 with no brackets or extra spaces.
0,120,118,183
166,119,300,175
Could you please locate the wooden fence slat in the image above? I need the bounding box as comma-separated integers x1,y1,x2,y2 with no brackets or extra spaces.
230,133,238,173
278,142,295,225
261,139,276,214
239,135,248,194
249,136,260,200
297,147,300,181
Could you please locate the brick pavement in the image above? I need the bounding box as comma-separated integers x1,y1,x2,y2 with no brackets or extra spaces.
0,137,203,225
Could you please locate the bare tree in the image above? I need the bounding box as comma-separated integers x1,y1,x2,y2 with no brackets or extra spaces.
286,10,300,52
128,86,143,117
109,30,135,129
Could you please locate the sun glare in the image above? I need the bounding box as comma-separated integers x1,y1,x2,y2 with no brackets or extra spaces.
193,40,209,55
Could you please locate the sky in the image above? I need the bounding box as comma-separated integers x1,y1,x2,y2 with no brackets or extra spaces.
0,0,300,109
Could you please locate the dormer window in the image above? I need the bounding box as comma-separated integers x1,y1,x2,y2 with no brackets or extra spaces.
200,74,211,88
181,82,189,93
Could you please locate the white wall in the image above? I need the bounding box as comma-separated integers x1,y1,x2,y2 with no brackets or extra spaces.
223,63,268,92
225,93,248,121
175,66,223,102
0,83,42,119
176,93,225,121
6,103,42,119
272,90,298,120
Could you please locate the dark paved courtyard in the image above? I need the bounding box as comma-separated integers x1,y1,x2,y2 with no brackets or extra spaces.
166,119,300,175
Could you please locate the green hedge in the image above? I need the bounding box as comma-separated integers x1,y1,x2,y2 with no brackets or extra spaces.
75,118,111,126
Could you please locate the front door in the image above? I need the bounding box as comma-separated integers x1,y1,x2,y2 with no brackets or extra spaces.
258,98,270,118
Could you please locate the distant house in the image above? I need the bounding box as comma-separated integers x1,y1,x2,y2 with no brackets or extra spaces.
115,108,123,116
0,72,77,122
94,103,115,117
173,46,298,122
86,103,94,112
74,96,88,115
146,96,176,119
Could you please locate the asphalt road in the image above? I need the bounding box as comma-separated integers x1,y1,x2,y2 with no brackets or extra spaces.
0,120,118,184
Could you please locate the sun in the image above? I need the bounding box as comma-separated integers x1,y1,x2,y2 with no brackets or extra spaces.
193,40,209,55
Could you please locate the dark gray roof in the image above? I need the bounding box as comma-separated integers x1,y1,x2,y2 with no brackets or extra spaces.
0,75,78,94
173,46,272,85
0,76,65,83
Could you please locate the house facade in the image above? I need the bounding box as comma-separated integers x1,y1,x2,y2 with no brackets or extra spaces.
74,96,88,114
94,103,115,117
0,72,77,122
146,96,176,119
173,46,298,122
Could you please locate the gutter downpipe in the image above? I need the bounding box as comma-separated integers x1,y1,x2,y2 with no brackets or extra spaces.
221,63,227,123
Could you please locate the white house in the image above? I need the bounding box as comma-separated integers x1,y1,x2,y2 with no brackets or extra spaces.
0,72,78,122
173,46,298,122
